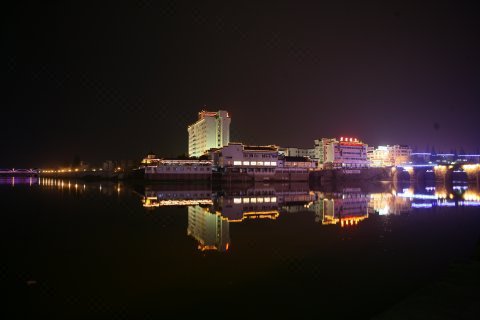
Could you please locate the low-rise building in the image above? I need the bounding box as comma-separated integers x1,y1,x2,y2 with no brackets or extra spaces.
277,156,317,170
279,147,316,159
209,143,279,180
368,145,412,167
144,159,212,180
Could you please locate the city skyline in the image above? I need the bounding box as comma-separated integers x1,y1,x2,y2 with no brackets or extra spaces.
3,1,480,168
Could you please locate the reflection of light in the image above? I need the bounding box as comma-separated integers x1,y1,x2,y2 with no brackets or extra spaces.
411,203,433,208
143,198,214,207
397,193,438,200
228,211,280,222
459,201,480,207
340,215,368,227
463,191,480,201
378,205,390,215
437,202,456,207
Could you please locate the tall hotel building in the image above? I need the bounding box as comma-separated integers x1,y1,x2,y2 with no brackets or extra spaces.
188,110,231,158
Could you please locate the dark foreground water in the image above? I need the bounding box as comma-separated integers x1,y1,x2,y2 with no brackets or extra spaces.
2,177,480,319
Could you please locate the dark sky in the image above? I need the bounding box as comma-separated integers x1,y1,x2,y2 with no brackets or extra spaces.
2,1,480,167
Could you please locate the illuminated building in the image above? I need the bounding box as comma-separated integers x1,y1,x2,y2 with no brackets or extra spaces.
368,145,411,167
314,138,336,166
279,147,316,159
187,206,230,252
277,156,317,169
144,159,212,180
275,156,317,180
188,110,231,158
140,153,159,165
316,137,369,169
210,143,278,180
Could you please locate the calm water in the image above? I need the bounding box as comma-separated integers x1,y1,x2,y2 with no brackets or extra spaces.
2,177,480,319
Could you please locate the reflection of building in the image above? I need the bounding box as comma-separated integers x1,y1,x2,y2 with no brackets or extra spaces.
315,193,369,226
369,193,411,215
142,187,213,207
368,145,411,167
216,194,280,222
187,206,230,252
315,137,369,168
188,110,231,157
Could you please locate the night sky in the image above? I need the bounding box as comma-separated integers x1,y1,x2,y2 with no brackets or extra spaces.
3,1,480,168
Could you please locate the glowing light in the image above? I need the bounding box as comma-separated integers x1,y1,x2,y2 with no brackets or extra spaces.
411,203,433,208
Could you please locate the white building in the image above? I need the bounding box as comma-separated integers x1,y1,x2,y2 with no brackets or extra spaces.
314,138,336,165
321,137,369,168
188,110,231,158
210,143,278,177
368,145,412,167
279,147,316,159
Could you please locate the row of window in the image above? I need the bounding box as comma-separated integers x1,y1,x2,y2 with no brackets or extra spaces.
233,161,277,166
149,167,211,173
233,197,278,204
243,153,277,158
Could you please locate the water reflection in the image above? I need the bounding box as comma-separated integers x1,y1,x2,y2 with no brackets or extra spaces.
4,177,479,253
136,182,480,252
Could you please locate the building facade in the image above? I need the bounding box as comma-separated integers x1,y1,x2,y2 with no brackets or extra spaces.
279,147,316,159
144,159,213,180
188,110,231,158
368,145,412,167
317,137,369,168
210,143,279,180
314,138,336,165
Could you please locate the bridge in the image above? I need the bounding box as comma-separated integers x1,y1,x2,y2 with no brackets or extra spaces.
0,169,39,177
394,163,480,183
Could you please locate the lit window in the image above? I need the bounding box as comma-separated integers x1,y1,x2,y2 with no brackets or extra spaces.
234,161,242,166
264,197,270,202
257,162,263,166
234,198,242,204
250,198,257,203
257,197,264,203
243,198,250,204
264,161,271,166
271,162,277,166
243,161,250,165
250,161,257,165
